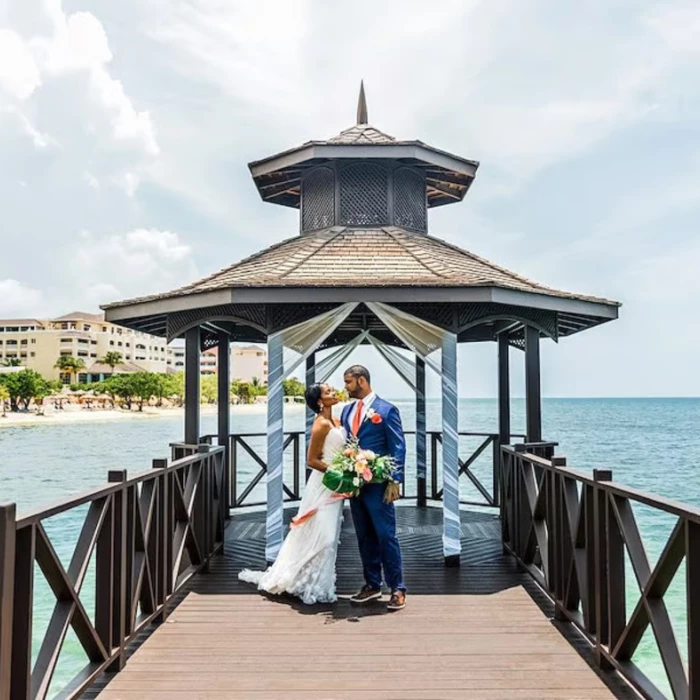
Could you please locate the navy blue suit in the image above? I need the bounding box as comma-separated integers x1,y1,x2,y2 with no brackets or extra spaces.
341,396,406,592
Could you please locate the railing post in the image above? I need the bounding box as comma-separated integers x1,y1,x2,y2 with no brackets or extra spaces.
107,469,127,672
550,456,566,620
95,491,115,662
231,436,238,509
196,445,211,572
0,503,16,699
415,355,427,508
11,520,34,700
152,459,169,622
492,436,500,508
687,519,700,700
293,433,301,499
592,468,613,669
607,487,626,659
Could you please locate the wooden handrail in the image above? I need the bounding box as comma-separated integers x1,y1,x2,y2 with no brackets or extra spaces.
501,443,699,699
2,447,227,700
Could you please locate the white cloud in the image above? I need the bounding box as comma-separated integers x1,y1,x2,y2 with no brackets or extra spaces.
0,28,41,100
0,279,43,316
1,105,54,148
28,4,159,155
72,228,196,304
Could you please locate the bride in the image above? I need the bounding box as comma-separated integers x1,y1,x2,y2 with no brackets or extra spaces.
238,383,347,604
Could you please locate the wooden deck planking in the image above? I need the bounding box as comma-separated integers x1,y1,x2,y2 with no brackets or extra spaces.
93,506,633,699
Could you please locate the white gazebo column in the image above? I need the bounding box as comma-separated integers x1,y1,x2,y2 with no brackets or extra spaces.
415,356,427,508
217,331,231,518
441,332,461,566
184,327,200,445
265,332,285,563
305,352,315,456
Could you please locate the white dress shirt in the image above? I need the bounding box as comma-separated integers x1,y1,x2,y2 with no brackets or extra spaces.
349,391,376,430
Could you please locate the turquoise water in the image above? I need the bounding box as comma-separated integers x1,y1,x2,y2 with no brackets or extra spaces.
1,397,698,697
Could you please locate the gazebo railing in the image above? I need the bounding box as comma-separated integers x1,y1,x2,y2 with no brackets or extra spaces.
0,446,225,700
202,430,526,511
501,443,700,700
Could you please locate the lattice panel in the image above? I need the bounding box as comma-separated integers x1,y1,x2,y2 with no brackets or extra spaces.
394,168,427,232
168,304,268,341
301,167,335,232
339,163,388,226
457,303,558,339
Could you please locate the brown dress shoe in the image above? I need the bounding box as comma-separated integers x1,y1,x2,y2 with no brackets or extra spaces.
350,585,382,604
387,590,406,611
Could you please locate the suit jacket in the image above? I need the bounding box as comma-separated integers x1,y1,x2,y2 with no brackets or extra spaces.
341,396,406,483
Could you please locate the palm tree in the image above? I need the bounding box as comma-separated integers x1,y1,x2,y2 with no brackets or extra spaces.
101,351,124,375
54,356,86,385
1,358,22,367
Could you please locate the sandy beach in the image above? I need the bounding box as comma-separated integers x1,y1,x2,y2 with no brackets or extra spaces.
0,402,306,428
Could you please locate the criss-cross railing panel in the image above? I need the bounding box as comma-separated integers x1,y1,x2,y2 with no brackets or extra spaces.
0,445,225,700
501,444,700,700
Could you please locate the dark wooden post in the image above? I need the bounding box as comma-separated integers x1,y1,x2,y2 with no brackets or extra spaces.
185,327,201,445
152,458,169,620
497,333,511,445
593,468,613,669
11,523,34,699
0,503,16,699
107,469,127,671
525,325,542,443
416,355,427,508
687,519,700,699
217,331,231,519
496,334,511,509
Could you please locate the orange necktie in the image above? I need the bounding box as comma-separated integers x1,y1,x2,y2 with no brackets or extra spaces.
352,400,364,436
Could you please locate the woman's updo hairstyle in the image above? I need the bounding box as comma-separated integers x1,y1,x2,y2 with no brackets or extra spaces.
304,383,324,414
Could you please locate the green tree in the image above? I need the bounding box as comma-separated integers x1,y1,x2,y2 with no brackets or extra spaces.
0,370,50,411
0,384,9,417
103,374,135,410
101,351,124,373
128,372,161,411
201,375,218,404
54,356,86,384
283,378,305,397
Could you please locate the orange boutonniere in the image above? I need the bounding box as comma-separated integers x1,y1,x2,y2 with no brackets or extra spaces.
367,408,382,424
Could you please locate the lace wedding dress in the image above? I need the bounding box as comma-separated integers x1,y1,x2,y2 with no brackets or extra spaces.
238,425,347,604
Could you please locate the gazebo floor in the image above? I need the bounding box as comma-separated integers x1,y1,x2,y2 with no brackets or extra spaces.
90,505,634,699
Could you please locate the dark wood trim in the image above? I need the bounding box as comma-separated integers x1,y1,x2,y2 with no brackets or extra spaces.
0,503,16,699
184,327,201,445
525,326,542,443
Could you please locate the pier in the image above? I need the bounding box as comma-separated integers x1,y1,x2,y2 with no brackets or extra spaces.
1,88,695,699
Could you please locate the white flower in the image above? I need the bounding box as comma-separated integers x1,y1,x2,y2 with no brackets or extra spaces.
352,477,360,487
366,408,376,419
363,450,376,461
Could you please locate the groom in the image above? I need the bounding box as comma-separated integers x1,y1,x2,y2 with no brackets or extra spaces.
341,365,407,611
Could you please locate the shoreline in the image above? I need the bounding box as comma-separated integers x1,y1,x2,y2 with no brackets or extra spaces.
0,402,306,428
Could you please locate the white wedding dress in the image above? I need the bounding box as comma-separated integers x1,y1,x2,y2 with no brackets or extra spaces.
238,425,347,604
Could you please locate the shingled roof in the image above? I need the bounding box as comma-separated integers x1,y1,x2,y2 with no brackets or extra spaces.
102,227,618,310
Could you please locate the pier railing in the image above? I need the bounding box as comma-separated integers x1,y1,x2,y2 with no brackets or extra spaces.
0,445,225,700
501,443,699,700
202,430,526,511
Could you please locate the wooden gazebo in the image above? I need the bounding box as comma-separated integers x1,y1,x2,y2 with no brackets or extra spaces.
103,85,619,565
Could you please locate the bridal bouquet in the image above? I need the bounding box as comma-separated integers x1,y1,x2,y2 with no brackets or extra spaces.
322,438,397,498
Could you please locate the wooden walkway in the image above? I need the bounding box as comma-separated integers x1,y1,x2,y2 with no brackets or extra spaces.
91,506,634,700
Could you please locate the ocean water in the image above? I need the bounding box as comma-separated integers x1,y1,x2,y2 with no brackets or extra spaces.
1,397,698,697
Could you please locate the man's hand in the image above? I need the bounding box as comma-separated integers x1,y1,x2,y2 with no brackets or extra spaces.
383,481,401,504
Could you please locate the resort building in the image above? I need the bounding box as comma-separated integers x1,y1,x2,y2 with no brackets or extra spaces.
0,311,171,381
171,344,268,383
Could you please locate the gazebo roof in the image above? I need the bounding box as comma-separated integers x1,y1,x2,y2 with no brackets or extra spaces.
103,227,616,306
248,84,478,210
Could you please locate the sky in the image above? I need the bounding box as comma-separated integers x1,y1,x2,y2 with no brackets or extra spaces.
1,0,700,398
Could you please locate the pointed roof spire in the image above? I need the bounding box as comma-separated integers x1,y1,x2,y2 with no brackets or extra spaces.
357,80,368,124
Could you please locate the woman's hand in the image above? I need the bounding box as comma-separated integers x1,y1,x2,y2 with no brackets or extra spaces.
383,482,401,504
